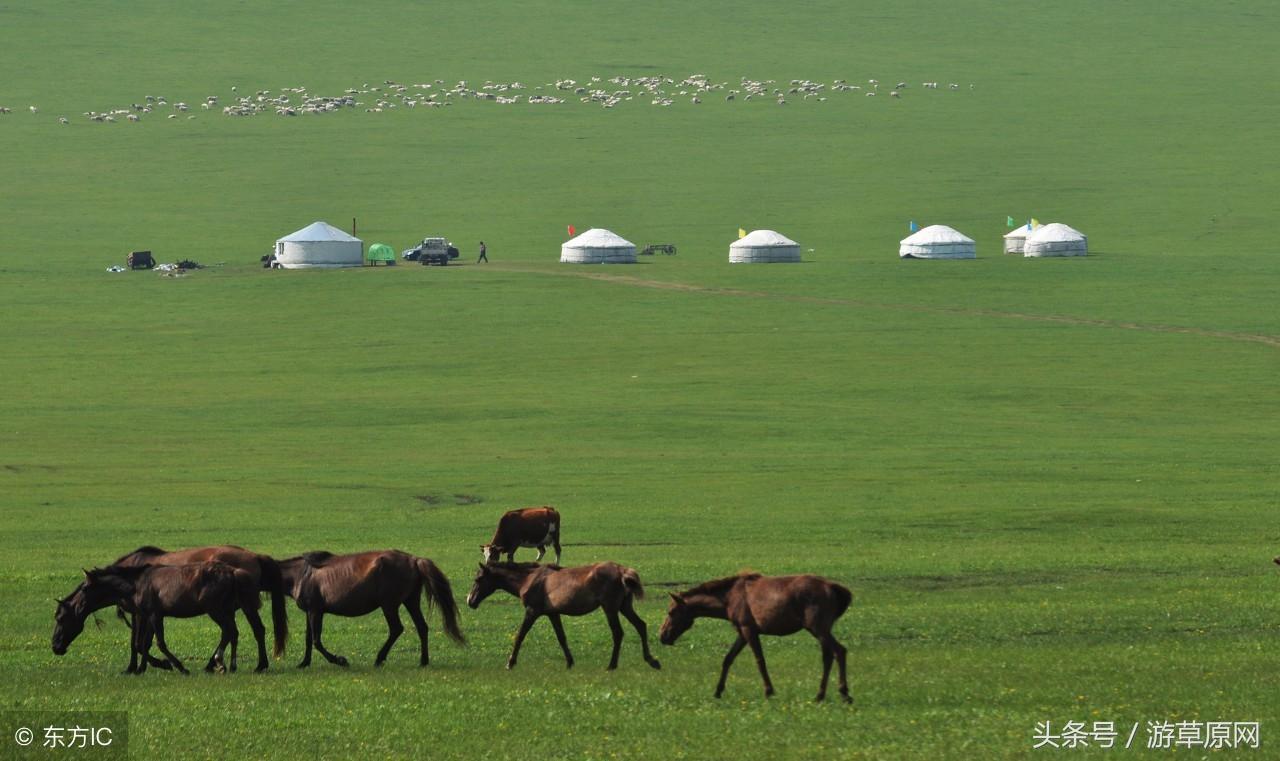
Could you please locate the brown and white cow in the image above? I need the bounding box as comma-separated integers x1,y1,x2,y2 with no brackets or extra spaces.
482,507,561,565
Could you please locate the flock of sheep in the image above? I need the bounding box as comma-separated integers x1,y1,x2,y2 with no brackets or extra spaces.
1,73,975,126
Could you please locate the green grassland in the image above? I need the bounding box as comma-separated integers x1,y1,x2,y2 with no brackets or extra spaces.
2,1,1278,759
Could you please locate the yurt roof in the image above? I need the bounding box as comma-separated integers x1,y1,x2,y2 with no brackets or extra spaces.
731,229,798,247
1026,223,1086,243
1003,223,1042,239
900,225,974,246
278,221,362,243
564,228,634,248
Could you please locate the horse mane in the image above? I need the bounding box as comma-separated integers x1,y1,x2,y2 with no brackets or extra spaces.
489,561,557,571
684,573,761,597
112,545,166,563
303,551,336,568
92,563,151,579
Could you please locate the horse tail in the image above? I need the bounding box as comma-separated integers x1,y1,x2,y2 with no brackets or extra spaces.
621,566,645,601
416,558,465,645
258,556,289,658
831,583,853,620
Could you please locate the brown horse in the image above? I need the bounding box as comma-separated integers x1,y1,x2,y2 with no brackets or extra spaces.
53,562,268,674
467,562,661,670
279,550,464,668
659,573,852,702
112,545,288,671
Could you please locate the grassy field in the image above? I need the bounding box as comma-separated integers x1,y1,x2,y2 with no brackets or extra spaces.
2,1,1279,759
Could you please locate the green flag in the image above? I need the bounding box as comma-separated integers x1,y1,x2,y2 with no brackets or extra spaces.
1006,216,1015,228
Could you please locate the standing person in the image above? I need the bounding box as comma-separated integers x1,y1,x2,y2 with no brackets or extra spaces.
477,241,488,263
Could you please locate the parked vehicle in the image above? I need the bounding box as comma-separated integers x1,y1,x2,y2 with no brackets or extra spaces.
402,237,459,266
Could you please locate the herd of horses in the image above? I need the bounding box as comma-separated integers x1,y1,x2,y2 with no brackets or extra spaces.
51,507,853,702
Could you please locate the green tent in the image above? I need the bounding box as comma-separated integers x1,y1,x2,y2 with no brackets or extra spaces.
367,243,396,265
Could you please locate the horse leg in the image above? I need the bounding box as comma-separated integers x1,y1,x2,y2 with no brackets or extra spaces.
206,611,235,673
137,617,158,676
375,604,405,667
620,596,660,669
813,632,834,702
714,635,747,698
130,615,148,676
831,636,851,703
745,630,775,698
604,608,624,670
310,611,348,667
405,598,431,666
297,612,314,668
547,613,574,669
242,605,269,672
507,609,540,669
152,617,189,675
552,534,562,565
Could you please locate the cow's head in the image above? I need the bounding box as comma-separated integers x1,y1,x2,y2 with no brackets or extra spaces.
480,544,501,564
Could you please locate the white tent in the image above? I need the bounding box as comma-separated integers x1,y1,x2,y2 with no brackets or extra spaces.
729,230,801,263
1002,222,1042,254
899,225,976,259
560,228,636,264
1024,223,1088,257
274,221,363,269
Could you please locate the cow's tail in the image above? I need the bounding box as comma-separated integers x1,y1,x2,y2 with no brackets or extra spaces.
416,557,465,645
831,583,853,620
258,556,289,658
621,566,645,601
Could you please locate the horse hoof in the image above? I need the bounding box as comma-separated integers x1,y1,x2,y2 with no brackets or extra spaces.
255,664,268,673
840,693,853,704
815,694,826,702
374,660,386,668
764,689,775,699
713,691,723,699
506,662,517,670
296,662,311,669
647,659,662,670
335,657,349,668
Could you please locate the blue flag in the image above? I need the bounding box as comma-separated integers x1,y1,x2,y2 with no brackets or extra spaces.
1026,220,1032,231
909,220,919,232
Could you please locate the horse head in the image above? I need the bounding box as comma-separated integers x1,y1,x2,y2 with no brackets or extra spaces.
659,592,695,646
467,563,498,609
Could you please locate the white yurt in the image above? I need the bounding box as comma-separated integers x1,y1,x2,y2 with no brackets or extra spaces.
274,221,364,269
1023,223,1088,257
560,228,636,264
1002,222,1041,254
729,230,802,263
899,225,976,259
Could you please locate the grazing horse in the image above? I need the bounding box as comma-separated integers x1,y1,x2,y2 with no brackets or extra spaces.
659,573,852,702
110,545,288,672
53,562,268,673
279,550,464,668
482,506,561,565
467,562,661,671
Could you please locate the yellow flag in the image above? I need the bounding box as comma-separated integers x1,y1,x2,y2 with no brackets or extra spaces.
738,228,747,239
1031,218,1040,228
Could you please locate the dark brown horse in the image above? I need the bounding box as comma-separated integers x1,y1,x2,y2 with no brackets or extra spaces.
53,562,268,673
112,545,288,671
467,562,661,670
659,573,852,702
279,550,464,668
